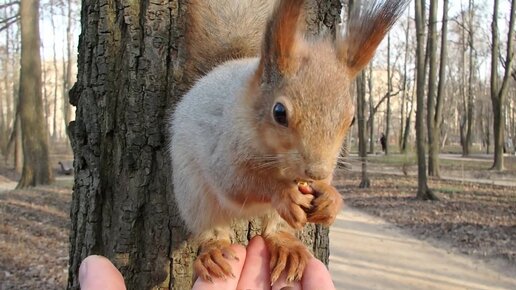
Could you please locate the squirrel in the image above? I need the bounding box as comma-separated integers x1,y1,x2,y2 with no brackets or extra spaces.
169,0,408,283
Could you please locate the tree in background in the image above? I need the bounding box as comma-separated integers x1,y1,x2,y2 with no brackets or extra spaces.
17,0,52,188
490,0,516,170
415,0,438,200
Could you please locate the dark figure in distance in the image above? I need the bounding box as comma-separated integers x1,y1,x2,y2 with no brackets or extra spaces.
380,133,387,152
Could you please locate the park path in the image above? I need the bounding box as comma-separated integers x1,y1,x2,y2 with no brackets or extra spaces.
2,179,515,289
329,207,516,290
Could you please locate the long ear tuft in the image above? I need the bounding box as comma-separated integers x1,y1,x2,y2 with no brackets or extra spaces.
337,0,409,77
259,0,304,83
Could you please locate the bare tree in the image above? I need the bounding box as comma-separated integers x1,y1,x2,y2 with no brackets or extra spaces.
490,0,516,170
427,0,448,177
426,0,438,175
415,0,438,200
17,0,52,188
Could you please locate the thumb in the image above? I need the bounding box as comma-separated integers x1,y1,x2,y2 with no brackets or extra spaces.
79,255,126,290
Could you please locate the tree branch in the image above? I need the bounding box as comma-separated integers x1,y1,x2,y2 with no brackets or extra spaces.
0,17,20,32
0,1,19,10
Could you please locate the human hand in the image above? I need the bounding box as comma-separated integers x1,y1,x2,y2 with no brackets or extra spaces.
78,236,335,290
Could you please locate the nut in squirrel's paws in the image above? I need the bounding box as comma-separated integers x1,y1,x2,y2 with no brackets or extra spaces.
273,186,314,229
194,239,238,282
303,181,343,226
264,232,312,284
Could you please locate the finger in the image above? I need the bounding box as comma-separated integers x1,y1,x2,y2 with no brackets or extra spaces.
237,235,270,290
192,244,246,290
79,255,126,290
301,258,335,290
271,271,301,290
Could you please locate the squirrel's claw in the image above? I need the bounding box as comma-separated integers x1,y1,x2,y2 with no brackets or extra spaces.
264,231,311,285
306,182,343,226
194,240,236,281
274,187,314,229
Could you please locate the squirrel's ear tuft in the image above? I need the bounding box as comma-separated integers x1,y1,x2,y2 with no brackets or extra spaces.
259,0,304,83
337,0,409,78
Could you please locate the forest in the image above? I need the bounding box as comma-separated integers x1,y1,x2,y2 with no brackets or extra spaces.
0,0,515,289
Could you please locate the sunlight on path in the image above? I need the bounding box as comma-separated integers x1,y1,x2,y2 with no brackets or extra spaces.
329,207,516,290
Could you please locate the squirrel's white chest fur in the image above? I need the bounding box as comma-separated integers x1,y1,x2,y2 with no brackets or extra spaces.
169,58,271,234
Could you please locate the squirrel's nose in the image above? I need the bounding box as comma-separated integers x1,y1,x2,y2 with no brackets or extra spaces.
305,165,330,181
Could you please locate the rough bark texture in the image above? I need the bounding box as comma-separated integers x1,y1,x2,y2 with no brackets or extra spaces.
17,0,52,188
67,1,341,289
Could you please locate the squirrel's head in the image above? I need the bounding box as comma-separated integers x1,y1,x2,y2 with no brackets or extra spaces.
245,0,408,182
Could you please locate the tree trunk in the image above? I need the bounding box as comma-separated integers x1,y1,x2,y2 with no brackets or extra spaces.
66,1,341,289
368,64,375,154
15,115,22,173
415,0,436,200
50,0,58,140
17,0,52,188
491,0,516,170
357,71,370,188
385,34,392,155
426,0,438,176
431,0,448,178
465,0,475,157
399,14,410,151
62,0,74,143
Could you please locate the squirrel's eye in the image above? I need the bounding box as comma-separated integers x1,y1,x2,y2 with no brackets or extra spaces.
273,103,288,127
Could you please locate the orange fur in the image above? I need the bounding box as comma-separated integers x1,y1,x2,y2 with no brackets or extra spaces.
261,0,304,78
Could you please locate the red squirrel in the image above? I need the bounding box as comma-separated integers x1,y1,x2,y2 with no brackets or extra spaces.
170,0,408,283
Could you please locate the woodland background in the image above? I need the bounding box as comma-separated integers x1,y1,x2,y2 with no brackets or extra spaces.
0,0,515,289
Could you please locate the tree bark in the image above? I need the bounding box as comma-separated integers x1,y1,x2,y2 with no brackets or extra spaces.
399,14,410,152
431,0,448,177
64,0,75,135
67,1,342,289
426,0,438,176
465,0,475,157
491,0,516,170
415,0,437,200
385,34,392,155
17,0,52,188
357,70,370,188
368,64,375,154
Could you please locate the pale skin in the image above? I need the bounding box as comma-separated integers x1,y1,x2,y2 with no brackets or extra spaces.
78,236,335,290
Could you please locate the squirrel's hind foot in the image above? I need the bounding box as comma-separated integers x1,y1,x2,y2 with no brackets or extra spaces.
264,231,312,284
194,239,238,282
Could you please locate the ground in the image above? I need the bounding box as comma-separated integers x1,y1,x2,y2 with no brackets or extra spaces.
0,153,515,289
334,171,515,266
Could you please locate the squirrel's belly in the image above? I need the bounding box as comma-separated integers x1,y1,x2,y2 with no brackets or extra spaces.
219,190,273,218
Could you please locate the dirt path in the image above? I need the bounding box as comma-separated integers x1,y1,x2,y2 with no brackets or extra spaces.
329,207,516,290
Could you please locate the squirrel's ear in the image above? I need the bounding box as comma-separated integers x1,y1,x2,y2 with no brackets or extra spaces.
259,0,304,83
337,0,409,78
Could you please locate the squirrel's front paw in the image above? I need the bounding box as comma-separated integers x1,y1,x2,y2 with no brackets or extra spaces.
194,239,238,282
264,231,312,284
303,181,343,226
273,187,314,229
